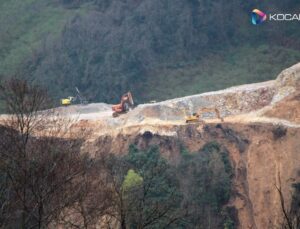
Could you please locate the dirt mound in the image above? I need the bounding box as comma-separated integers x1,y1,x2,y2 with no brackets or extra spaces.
264,92,300,124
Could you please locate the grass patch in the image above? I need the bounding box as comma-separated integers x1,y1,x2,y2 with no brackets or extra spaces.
144,45,300,101
0,0,87,77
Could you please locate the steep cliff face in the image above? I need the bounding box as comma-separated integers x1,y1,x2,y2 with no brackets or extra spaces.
2,64,299,228
71,63,300,228
79,121,300,228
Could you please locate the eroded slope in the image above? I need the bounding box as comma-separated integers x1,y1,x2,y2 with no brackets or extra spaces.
76,63,300,229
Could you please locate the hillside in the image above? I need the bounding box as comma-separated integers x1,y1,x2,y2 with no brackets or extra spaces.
69,63,300,228
1,0,300,110
1,62,300,228
1,1,300,228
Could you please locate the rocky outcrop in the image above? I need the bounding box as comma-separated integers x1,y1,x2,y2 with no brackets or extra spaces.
2,63,298,228
73,63,300,229
88,122,299,229
125,63,299,123
67,64,300,128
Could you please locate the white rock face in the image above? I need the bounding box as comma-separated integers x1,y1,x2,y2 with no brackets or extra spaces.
129,80,275,121
272,63,300,104
124,63,299,123
276,62,300,88
40,63,299,126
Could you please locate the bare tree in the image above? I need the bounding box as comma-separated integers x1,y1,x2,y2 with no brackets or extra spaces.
275,174,300,229
57,157,114,229
0,79,91,228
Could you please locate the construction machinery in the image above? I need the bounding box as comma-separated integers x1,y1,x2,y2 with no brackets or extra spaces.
112,92,134,117
185,107,224,123
61,96,75,106
185,113,201,123
60,87,88,106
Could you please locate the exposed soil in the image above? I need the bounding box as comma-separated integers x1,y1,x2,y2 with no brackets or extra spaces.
78,63,299,229
263,92,300,124
2,63,300,228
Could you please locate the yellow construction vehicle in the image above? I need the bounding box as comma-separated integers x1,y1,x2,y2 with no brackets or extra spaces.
185,108,224,123
61,97,75,106
60,87,88,106
185,113,200,123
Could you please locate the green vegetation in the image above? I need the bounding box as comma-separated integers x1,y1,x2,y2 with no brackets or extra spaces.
145,45,300,101
0,0,89,111
122,169,143,191
114,143,235,228
0,1,61,75
122,145,182,228
178,142,234,228
99,143,236,228
1,0,300,108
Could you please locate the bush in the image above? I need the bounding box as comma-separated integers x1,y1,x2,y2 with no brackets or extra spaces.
178,142,234,228
122,169,143,192
272,125,287,140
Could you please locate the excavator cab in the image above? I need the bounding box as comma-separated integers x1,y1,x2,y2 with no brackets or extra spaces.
61,96,75,106
112,92,134,117
60,87,88,106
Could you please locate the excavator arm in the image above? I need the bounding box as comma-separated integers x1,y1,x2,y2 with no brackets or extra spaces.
112,92,134,117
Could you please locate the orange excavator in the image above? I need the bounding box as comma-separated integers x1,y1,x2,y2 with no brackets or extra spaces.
112,92,134,117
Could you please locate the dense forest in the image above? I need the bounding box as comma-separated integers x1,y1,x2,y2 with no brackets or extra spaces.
1,0,300,108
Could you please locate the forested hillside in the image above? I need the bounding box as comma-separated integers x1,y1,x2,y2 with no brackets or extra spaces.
1,0,300,107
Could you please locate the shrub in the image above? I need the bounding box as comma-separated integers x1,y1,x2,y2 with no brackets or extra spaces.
272,125,287,140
